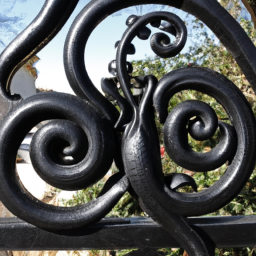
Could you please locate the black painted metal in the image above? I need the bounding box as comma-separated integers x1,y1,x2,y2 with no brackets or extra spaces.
0,216,255,250
0,0,256,254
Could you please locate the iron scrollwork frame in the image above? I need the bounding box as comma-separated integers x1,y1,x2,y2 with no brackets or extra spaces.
0,0,256,255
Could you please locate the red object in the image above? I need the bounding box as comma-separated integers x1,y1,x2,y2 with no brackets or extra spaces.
160,146,165,157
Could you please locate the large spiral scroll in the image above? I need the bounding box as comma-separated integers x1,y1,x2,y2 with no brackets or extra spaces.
0,0,255,255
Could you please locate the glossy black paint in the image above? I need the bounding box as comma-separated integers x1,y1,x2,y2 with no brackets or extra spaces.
116,21,210,253
0,93,129,230
101,78,133,132
0,216,255,250
0,0,255,254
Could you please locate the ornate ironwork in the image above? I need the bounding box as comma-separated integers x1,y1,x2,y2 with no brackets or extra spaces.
0,0,256,255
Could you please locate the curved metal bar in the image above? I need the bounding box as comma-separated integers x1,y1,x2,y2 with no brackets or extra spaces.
64,2,120,125
0,0,79,101
0,92,129,230
101,78,133,131
164,101,237,172
150,14,187,58
150,67,256,216
0,0,255,254
181,0,256,93
116,12,187,109
120,75,210,256
64,0,256,100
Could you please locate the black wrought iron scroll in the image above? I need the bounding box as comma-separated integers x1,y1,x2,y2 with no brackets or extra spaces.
0,0,256,255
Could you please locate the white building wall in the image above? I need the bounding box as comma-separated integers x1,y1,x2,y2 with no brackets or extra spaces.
10,66,36,99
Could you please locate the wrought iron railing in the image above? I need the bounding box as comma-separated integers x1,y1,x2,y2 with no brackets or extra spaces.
0,0,256,255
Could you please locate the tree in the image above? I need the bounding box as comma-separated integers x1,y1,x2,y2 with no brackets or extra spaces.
0,0,28,52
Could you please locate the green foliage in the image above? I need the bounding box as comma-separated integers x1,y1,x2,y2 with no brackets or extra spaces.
107,192,144,217
62,180,105,207
158,248,184,256
63,163,143,217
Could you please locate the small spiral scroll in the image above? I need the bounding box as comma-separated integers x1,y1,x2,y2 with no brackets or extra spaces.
116,11,187,107
125,12,187,58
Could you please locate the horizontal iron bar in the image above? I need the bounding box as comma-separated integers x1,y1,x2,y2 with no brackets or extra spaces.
0,216,255,250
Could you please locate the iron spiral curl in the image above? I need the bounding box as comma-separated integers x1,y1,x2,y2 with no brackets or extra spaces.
0,0,256,254
124,12,187,58
163,100,237,172
153,67,256,216
0,92,129,230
